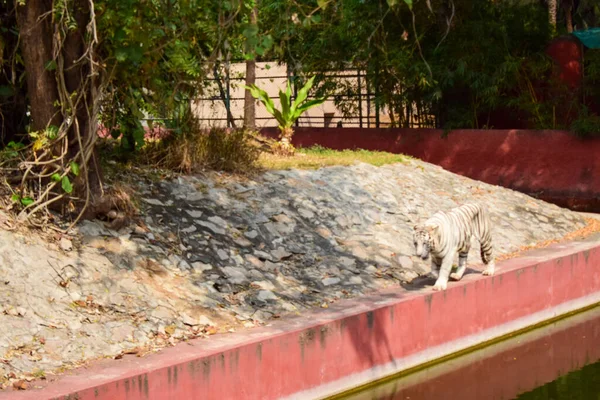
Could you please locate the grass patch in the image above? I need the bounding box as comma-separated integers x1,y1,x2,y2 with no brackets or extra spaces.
259,145,411,170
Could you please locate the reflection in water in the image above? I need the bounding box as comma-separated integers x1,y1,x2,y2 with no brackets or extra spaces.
516,360,600,400
339,307,600,400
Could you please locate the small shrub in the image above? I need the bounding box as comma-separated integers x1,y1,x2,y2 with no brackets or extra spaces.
570,107,600,138
140,127,262,174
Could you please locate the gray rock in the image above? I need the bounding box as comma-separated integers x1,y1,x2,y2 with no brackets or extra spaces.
77,220,109,237
298,208,315,219
234,237,253,247
257,290,278,302
322,277,341,286
181,225,197,233
222,267,248,285
271,247,292,261
217,249,229,261
244,230,259,239
142,198,165,206
339,257,356,268
345,276,363,285
208,215,228,228
191,262,213,272
197,220,226,235
185,209,204,218
254,250,273,261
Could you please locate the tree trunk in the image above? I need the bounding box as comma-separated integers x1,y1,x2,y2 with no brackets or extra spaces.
243,5,258,129
17,0,103,218
565,1,574,33
0,7,28,144
62,0,103,206
16,0,61,131
244,58,257,128
548,0,557,30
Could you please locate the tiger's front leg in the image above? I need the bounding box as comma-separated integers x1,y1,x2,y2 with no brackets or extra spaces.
433,256,454,291
430,259,440,279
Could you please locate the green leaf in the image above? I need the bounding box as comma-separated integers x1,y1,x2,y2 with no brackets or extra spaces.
296,98,327,115
279,89,291,122
44,60,57,71
317,0,328,9
0,85,13,97
21,197,34,206
290,76,317,115
10,194,20,203
403,0,413,9
115,48,128,62
46,125,59,140
241,24,259,39
51,173,61,182
386,0,398,6
245,84,276,116
61,176,73,194
70,162,80,177
261,35,274,50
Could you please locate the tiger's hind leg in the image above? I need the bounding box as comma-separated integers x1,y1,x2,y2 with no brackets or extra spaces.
482,261,495,276
480,237,495,276
450,252,468,281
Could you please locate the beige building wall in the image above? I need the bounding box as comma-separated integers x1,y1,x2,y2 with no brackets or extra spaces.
191,62,389,129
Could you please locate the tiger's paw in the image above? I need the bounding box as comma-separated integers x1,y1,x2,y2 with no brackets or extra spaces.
482,267,495,276
450,272,462,281
432,281,447,291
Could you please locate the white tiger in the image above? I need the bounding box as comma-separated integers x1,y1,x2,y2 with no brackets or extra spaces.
412,203,496,291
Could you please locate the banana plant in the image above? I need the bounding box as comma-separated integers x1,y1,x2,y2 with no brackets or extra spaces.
245,76,327,154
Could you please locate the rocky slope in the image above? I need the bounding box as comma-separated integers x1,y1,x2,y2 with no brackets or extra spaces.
0,158,588,384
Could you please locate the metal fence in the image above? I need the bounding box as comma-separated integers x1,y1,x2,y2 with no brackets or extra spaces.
191,61,436,129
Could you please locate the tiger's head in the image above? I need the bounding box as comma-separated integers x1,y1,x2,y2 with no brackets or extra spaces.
412,224,439,260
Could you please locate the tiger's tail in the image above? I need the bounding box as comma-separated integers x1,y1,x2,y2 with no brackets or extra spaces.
475,204,495,265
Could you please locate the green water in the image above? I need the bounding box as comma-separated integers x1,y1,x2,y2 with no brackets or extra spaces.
515,360,600,400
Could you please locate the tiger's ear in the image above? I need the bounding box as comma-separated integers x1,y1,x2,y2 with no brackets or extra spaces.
426,225,440,236
413,223,423,231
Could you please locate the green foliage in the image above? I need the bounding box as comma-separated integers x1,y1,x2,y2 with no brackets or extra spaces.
571,107,600,137
245,76,327,131
96,0,218,151
260,0,590,130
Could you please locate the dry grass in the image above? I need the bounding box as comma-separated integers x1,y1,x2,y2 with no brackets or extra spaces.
138,128,262,174
259,145,411,170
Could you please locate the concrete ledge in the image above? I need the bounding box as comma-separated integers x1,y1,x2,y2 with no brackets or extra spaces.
2,240,600,400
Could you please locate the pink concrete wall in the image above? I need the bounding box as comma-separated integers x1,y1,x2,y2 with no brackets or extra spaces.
262,127,600,212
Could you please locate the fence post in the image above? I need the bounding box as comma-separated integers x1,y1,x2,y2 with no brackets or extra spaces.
366,72,371,128
357,69,363,129
375,70,380,128
225,61,232,128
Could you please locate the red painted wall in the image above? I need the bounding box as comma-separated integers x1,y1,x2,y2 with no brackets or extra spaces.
262,127,600,212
